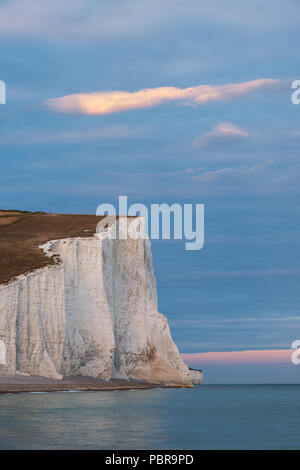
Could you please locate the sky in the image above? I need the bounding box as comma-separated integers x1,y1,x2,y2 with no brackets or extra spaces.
0,0,299,383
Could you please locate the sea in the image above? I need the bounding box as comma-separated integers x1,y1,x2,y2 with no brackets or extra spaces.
0,384,299,450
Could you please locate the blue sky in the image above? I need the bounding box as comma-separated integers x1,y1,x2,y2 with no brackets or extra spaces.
0,0,299,383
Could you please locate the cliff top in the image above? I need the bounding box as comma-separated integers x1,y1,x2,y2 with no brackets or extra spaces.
0,210,106,284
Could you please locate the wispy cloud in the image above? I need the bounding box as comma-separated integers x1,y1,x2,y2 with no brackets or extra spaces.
171,268,300,278
0,125,147,145
0,0,296,42
291,130,300,138
173,316,300,327
190,160,273,183
193,122,249,147
0,0,163,40
45,79,280,115
182,349,293,365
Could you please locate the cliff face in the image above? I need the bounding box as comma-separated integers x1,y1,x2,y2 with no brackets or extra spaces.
189,369,203,384
0,220,192,386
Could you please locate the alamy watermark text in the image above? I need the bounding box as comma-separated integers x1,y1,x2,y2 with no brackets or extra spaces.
96,196,204,251
291,80,300,105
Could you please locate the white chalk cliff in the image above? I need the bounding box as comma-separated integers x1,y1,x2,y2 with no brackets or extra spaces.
189,369,203,385
0,218,192,386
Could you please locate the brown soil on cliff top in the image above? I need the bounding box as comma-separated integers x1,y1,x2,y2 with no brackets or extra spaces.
0,211,106,284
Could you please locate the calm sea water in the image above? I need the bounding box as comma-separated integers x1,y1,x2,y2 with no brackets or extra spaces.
0,385,299,449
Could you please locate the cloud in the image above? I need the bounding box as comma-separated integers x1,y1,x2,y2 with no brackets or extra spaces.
291,130,300,138
45,79,280,115
170,268,300,279
182,349,293,365
0,125,147,145
174,316,300,326
190,160,273,183
193,122,249,147
0,0,296,41
0,0,162,41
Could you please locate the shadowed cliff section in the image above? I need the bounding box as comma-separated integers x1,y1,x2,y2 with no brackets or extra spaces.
0,211,106,284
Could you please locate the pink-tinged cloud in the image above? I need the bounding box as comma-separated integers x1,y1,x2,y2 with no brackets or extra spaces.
213,122,248,137
45,79,280,115
193,121,249,147
182,349,293,365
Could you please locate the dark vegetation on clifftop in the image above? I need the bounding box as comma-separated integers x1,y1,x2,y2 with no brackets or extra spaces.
0,210,105,284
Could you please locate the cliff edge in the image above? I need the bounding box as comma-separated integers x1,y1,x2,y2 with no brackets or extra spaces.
0,212,192,387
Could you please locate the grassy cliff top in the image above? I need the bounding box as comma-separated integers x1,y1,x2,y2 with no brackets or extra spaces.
0,211,104,284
